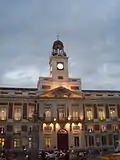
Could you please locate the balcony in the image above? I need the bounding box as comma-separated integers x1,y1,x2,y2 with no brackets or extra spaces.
98,118,106,122
85,118,94,123
100,129,107,133
13,118,22,122
39,116,84,123
0,119,7,122
13,131,21,135
113,129,119,133
44,117,53,122
69,117,83,123
85,129,94,134
110,117,117,121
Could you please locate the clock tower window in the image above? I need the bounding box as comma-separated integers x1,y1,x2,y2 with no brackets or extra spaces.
58,76,63,80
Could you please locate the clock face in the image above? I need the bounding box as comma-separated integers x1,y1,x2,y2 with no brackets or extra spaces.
57,63,64,70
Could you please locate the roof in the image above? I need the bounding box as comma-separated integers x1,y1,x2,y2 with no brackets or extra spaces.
82,89,120,93
0,87,120,93
0,87,37,91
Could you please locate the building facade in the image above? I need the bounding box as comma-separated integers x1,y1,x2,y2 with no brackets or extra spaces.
0,39,120,151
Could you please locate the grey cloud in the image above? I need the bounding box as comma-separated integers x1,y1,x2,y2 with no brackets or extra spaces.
0,0,120,89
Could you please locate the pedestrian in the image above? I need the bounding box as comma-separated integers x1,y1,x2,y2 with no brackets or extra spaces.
65,151,69,160
41,150,45,160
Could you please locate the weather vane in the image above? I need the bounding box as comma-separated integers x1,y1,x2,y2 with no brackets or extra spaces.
56,34,60,40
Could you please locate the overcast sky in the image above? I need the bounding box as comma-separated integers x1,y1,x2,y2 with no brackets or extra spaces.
0,0,120,90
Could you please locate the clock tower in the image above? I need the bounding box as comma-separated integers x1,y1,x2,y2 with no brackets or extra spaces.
49,38,69,82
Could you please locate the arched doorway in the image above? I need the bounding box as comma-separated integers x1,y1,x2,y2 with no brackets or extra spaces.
57,129,68,150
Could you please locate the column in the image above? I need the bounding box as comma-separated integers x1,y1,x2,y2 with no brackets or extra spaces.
105,104,109,119
8,103,13,119
23,103,27,119
94,104,97,119
83,104,85,120
117,104,120,118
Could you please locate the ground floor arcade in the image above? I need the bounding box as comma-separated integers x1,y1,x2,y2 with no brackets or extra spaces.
39,122,85,150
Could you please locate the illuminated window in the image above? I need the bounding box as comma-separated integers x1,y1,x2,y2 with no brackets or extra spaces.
45,108,51,120
73,110,79,120
0,107,7,120
0,127,4,134
28,141,32,148
109,108,117,119
58,108,65,120
45,137,51,148
112,124,118,131
14,138,21,148
98,108,105,120
28,106,34,119
86,109,93,120
87,125,94,132
14,106,22,120
101,125,106,132
0,138,4,148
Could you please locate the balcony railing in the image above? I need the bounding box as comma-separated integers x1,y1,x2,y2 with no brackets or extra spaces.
85,129,94,133
13,118,22,121
41,116,83,123
0,118,7,121
13,131,21,135
85,119,94,123
110,117,117,121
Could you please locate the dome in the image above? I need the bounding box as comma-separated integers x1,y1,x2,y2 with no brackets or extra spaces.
52,40,64,50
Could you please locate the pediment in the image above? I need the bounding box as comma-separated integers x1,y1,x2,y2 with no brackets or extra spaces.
39,86,81,98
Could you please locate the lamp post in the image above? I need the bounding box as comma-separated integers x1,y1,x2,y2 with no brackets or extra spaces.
32,100,45,151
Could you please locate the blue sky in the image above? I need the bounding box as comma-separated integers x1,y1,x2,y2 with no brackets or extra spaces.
0,0,120,89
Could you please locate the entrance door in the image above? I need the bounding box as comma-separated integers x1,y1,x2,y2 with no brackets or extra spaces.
57,129,68,150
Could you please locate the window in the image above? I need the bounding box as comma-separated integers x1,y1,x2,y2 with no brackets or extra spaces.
14,138,21,148
101,136,107,145
87,125,94,133
86,109,93,120
28,142,32,148
72,110,79,120
7,125,13,132
0,127,4,134
109,108,117,119
45,108,51,120
112,124,118,131
14,106,22,120
89,136,94,146
0,138,4,148
98,108,105,120
22,125,27,132
28,106,34,119
14,126,21,134
1,92,8,94
28,92,36,95
15,92,22,95
0,107,7,120
71,86,79,90
58,76,63,79
74,137,79,147
101,125,106,132
58,108,65,120
42,85,51,89
96,94,102,96
45,137,51,148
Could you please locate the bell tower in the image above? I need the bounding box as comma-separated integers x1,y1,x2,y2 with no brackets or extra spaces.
49,37,69,82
